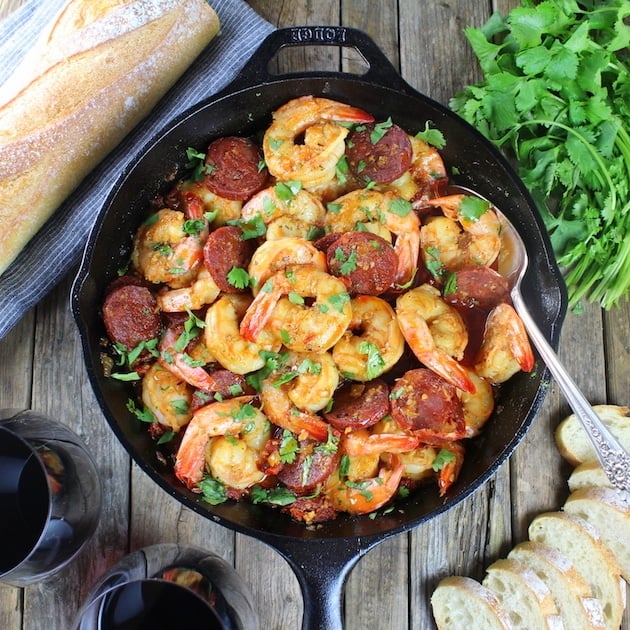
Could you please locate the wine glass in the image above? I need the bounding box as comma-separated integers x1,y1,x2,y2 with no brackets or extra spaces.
0,409,101,586
72,543,260,629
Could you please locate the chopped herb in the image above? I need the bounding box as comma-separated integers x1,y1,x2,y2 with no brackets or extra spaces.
279,430,300,464
157,431,175,445
327,292,350,312
370,118,393,144
432,448,456,472
198,477,228,505
388,197,412,218
251,485,296,506
443,272,458,296
126,399,155,424
183,218,206,236
415,121,446,149
359,340,386,380
227,267,251,290
459,196,489,222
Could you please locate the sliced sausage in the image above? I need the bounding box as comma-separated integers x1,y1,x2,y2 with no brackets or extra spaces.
203,225,255,293
204,136,268,201
324,380,390,430
277,437,341,495
346,122,412,184
326,231,398,295
390,368,466,444
283,494,339,523
444,266,510,312
102,284,161,351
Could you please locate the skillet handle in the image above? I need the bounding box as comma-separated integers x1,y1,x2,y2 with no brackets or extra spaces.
229,26,414,95
261,536,376,630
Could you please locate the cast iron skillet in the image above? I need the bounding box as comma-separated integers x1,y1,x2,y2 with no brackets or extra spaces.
72,27,567,629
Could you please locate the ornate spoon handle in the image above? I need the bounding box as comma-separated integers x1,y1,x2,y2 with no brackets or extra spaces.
512,290,630,493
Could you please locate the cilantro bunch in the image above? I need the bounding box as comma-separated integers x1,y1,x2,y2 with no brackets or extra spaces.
450,0,630,310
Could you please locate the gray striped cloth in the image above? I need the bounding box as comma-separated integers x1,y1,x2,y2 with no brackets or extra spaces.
0,0,275,338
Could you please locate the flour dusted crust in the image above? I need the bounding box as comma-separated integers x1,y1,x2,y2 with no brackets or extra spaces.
509,541,606,630
0,0,220,276
563,486,630,582
482,557,563,629
528,511,625,630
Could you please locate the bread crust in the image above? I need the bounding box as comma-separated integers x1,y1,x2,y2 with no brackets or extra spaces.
0,0,220,276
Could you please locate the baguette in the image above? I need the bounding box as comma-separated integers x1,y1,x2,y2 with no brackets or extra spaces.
528,511,625,630
568,460,617,492
563,486,630,581
508,541,606,630
482,558,563,629
554,405,630,466
431,576,514,630
0,0,220,276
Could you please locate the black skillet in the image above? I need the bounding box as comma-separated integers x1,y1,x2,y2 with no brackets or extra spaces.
71,27,567,629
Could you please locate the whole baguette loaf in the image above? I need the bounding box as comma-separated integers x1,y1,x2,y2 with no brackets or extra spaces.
0,0,220,276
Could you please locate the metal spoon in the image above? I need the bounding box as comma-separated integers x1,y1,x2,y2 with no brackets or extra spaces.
455,186,630,492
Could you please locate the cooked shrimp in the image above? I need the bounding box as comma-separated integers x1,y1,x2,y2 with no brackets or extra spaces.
240,185,326,240
205,408,271,490
389,135,448,201
325,189,420,285
326,457,404,515
435,441,465,496
174,178,242,226
141,362,192,432
173,395,261,489
247,237,326,295
240,265,352,353
157,267,221,312
457,367,495,437
342,427,419,457
263,96,374,188
332,296,404,381
396,284,475,393
260,376,331,442
132,208,207,288
204,294,281,375
420,194,501,276
474,303,535,384
158,324,219,394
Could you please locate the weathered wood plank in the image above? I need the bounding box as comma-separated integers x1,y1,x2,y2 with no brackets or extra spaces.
19,275,130,628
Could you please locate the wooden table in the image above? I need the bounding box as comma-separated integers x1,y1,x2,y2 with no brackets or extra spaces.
0,1,628,628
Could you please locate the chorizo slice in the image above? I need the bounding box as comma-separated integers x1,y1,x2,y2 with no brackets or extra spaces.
444,266,510,312
326,231,398,295
346,121,412,184
203,225,255,293
204,136,268,201
390,368,466,444
277,437,341,495
324,380,390,430
102,283,161,351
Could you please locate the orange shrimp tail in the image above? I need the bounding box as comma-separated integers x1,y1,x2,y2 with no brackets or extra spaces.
419,352,476,394
239,287,279,341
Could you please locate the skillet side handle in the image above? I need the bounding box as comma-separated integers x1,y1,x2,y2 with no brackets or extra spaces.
264,537,369,630
228,26,414,96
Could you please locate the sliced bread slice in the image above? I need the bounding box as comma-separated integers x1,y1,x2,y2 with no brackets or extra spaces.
563,486,630,581
482,557,563,629
554,405,630,466
528,511,625,630
508,541,606,630
431,576,514,630
568,460,616,491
